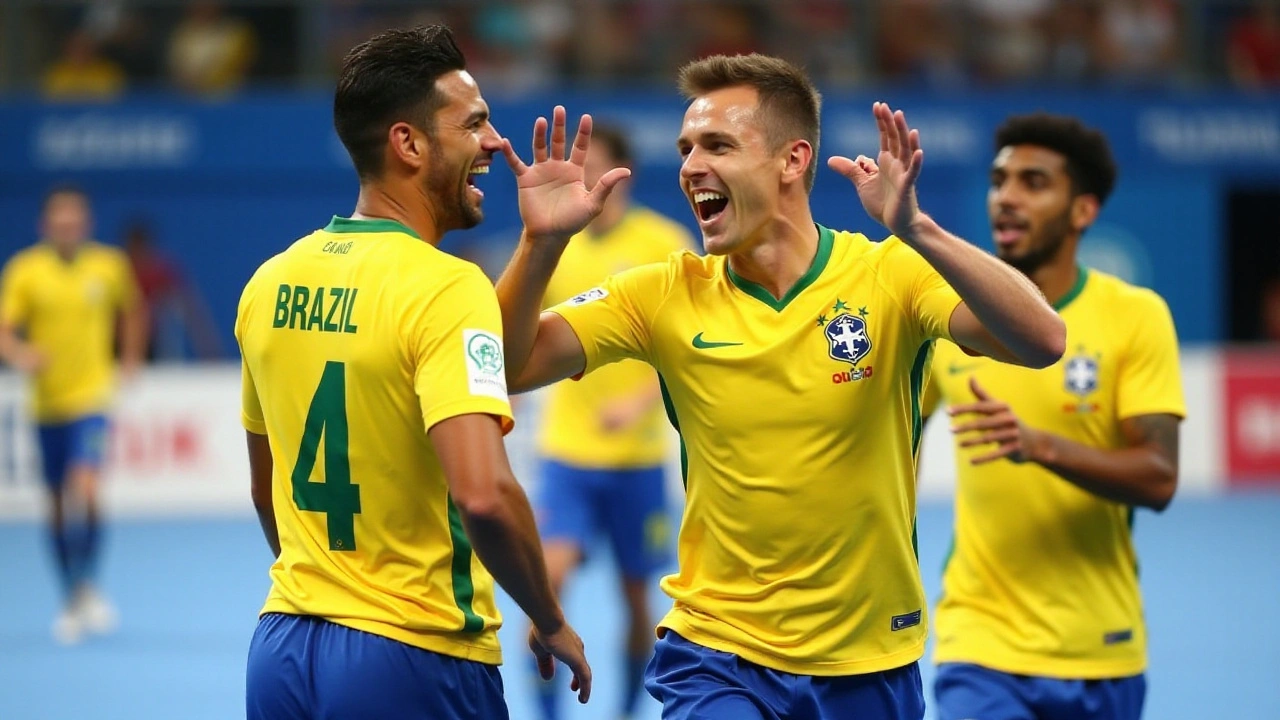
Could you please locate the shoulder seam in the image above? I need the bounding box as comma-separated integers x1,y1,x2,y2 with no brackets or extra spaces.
859,239,915,325
647,254,690,366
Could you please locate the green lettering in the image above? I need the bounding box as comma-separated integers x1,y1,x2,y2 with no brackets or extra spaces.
308,286,325,331
273,284,291,328
324,288,343,333
289,285,310,329
343,288,359,334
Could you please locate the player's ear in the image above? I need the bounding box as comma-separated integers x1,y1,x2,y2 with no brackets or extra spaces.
388,121,427,171
1070,193,1099,233
781,139,813,188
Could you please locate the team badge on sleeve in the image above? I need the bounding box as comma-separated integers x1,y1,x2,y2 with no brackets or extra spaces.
567,287,608,306
463,329,509,400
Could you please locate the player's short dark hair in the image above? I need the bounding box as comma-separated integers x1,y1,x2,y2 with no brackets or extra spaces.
42,183,88,211
590,124,634,168
333,25,467,180
994,113,1117,204
677,54,823,192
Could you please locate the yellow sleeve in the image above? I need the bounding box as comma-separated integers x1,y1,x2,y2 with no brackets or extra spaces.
1116,291,1186,420
0,256,30,328
234,280,266,434
406,265,514,435
882,237,963,343
547,260,669,374
240,352,266,435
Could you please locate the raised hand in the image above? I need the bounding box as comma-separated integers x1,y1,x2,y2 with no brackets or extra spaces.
827,102,924,239
501,105,632,243
948,377,1043,465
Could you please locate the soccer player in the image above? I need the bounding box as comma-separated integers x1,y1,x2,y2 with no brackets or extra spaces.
922,114,1184,720
236,26,622,718
494,54,1066,719
0,185,146,644
529,124,693,720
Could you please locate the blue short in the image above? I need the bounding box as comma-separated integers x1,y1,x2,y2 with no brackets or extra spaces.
37,414,108,490
934,662,1146,720
645,631,925,720
246,612,508,720
536,458,671,579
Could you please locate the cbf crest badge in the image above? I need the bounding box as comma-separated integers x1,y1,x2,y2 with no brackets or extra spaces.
827,314,872,365
817,299,874,384
1062,345,1101,413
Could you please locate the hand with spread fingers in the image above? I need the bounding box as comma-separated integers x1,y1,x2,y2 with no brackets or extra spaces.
827,101,925,239
502,105,632,242
948,376,1046,465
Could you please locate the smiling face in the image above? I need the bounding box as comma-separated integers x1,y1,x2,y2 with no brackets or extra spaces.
987,144,1086,275
677,86,788,256
423,70,501,231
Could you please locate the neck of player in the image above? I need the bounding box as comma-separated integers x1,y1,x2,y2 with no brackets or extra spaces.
352,184,443,245
726,205,820,301
1029,238,1083,308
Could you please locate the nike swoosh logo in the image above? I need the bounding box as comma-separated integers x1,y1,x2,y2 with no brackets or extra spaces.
948,362,981,375
692,332,743,349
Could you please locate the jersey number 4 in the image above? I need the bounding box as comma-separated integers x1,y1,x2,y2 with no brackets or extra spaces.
292,360,361,551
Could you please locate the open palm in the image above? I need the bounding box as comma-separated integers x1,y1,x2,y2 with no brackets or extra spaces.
501,106,631,241
828,102,924,238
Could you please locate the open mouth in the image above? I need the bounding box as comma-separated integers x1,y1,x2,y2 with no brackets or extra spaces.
694,191,729,223
467,164,489,197
992,217,1028,246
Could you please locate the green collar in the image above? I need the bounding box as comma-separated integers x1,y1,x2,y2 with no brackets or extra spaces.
324,216,421,240
1052,266,1089,311
727,225,834,312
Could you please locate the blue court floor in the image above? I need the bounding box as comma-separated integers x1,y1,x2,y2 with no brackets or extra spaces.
1,493,1277,720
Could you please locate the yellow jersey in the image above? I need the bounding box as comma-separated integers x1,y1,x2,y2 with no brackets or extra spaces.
0,242,139,421
549,226,963,675
539,208,693,468
236,216,514,664
924,267,1184,679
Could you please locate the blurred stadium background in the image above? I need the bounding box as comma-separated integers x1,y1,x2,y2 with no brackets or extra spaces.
0,1,1278,718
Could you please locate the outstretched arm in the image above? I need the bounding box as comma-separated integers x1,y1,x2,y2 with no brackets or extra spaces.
496,106,629,390
495,241,587,394
830,102,1065,369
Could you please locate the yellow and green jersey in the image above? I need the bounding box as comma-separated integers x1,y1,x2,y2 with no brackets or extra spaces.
0,242,139,421
924,267,1184,679
236,216,514,665
539,207,693,468
549,225,962,675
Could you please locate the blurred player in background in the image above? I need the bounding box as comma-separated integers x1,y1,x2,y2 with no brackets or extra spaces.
495,55,1065,719
0,185,146,644
529,124,692,720
235,25,623,719
922,114,1184,720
